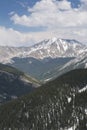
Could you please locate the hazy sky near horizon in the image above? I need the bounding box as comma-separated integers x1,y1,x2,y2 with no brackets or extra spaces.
0,0,87,46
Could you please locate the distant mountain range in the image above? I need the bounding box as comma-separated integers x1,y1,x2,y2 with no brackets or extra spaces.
0,38,87,129
0,38,86,63
0,69,87,129
0,38,86,81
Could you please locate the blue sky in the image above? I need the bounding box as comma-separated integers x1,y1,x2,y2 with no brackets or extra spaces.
0,0,39,30
0,0,87,46
0,0,80,30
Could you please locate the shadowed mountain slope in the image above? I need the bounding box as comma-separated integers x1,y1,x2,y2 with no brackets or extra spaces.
0,64,40,104
0,69,87,129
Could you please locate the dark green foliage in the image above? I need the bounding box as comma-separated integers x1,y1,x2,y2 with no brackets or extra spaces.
0,69,87,129
0,63,40,104
47,68,87,88
0,63,24,76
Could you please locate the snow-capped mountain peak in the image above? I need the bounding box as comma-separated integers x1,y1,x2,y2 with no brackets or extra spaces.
0,38,86,63
28,38,86,59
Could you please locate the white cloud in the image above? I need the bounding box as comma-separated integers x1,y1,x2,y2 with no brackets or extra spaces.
0,26,33,46
11,0,72,27
80,0,87,11
11,0,87,28
0,26,55,46
8,11,15,15
1,0,87,46
0,26,87,47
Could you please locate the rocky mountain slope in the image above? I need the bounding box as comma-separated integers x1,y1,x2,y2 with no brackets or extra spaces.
28,38,86,59
0,64,40,104
0,38,85,81
59,49,87,70
40,48,87,81
0,69,87,129
46,49,87,80
0,38,86,64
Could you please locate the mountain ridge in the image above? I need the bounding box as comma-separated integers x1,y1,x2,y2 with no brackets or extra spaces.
0,38,86,64
0,63,40,104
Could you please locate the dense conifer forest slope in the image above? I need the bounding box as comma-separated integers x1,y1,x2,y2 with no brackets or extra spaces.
0,63,40,104
0,69,87,130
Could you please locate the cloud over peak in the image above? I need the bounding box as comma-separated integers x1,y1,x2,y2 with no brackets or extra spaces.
0,0,87,46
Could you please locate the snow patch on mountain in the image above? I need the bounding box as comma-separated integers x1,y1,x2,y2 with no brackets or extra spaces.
79,85,87,93
59,49,87,72
85,63,87,68
67,97,72,103
0,38,86,64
